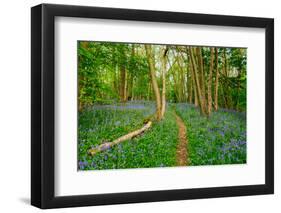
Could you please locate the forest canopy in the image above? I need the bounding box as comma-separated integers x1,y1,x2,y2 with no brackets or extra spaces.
78,41,246,116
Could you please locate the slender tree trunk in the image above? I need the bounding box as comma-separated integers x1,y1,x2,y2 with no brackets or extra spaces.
181,61,186,102
124,72,127,101
119,64,127,102
236,48,245,110
236,70,241,111
207,47,214,116
172,69,179,102
161,50,167,117
145,44,162,120
119,46,128,102
196,47,206,101
194,87,198,106
177,49,190,102
127,73,133,100
223,48,233,108
113,64,118,93
223,49,229,108
148,81,152,101
131,76,134,100
189,47,206,115
223,48,228,77
214,48,219,111
220,84,227,108
188,56,198,106
188,72,193,104
176,57,185,102
180,64,185,102
128,44,135,100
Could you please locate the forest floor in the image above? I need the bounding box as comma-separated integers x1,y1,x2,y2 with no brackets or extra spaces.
176,103,246,165
78,101,246,170
175,113,188,166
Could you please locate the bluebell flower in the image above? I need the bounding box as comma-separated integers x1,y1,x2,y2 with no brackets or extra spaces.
78,160,88,170
115,121,121,126
219,131,225,136
91,161,96,168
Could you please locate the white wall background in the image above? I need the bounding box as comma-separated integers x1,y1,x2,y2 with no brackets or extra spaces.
0,0,279,212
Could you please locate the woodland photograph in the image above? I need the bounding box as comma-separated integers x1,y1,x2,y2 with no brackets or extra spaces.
78,41,247,170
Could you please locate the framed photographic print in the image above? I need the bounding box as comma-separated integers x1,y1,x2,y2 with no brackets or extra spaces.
31,3,274,209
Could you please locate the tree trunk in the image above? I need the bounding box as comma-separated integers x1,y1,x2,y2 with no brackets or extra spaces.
189,47,206,115
207,47,214,116
172,69,179,102
177,58,186,102
196,47,206,102
145,45,162,120
180,63,185,102
236,70,241,111
119,64,127,102
236,49,243,111
128,44,135,100
161,50,167,117
128,73,134,100
214,48,219,111
188,56,198,106
119,46,128,102
223,48,232,108
188,72,193,104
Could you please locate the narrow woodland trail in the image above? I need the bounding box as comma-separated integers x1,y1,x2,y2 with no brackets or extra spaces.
175,113,188,166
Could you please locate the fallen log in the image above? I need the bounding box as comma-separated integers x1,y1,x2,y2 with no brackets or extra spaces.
88,121,152,156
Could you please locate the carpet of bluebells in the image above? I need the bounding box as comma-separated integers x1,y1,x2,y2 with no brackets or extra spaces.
78,101,178,170
176,103,246,166
78,101,246,171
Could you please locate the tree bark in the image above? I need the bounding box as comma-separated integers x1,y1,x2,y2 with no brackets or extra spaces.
188,56,198,106
196,47,206,102
223,48,232,108
189,47,206,115
88,121,152,156
172,69,179,102
128,73,134,100
119,64,127,102
180,62,186,102
207,47,214,116
145,45,162,120
161,49,167,117
119,46,127,102
177,58,186,102
214,48,219,111
128,44,135,100
186,60,191,103
236,49,243,111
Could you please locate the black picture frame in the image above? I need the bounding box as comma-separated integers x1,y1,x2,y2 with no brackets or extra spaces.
31,3,274,209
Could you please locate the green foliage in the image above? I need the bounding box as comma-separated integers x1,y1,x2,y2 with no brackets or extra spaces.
78,42,149,108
